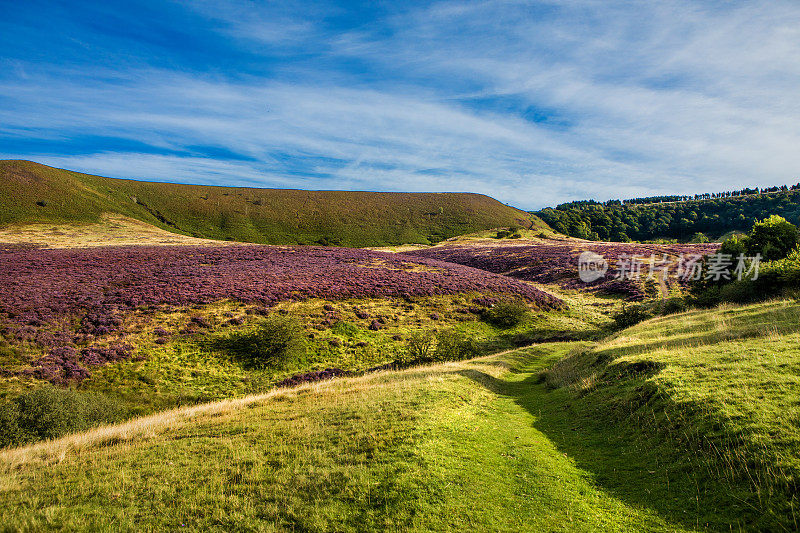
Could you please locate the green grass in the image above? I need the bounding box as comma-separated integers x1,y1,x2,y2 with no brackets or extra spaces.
0,346,685,532
0,160,542,246
543,299,800,530
2,299,796,530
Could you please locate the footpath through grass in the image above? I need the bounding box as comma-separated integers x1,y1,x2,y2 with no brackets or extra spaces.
2,300,797,531
2,346,685,532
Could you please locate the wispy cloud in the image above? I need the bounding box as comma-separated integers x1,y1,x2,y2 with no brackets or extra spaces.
2,0,800,208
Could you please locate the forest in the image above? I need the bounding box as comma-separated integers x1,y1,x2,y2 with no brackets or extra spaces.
535,185,800,242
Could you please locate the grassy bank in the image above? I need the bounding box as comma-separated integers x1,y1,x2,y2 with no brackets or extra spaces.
543,299,800,530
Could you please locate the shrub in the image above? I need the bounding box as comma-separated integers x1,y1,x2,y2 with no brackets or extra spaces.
0,387,126,448
718,234,748,257
612,304,653,329
403,330,435,363
655,297,688,315
495,227,522,239
691,217,799,303
746,215,799,261
433,329,479,362
331,321,360,337
0,402,21,447
223,316,306,369
483,300,531,328
718,280,760,304
691,285,723,308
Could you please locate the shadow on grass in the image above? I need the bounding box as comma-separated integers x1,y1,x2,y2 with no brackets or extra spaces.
455,366,779,532
203,332,299,371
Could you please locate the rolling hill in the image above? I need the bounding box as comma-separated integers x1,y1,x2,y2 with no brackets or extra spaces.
0,160,542,247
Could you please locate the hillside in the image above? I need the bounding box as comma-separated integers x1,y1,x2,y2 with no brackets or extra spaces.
0,160,541,247
536,189,800,242
2,300,797,531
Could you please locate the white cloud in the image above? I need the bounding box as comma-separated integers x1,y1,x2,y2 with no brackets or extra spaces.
3,0,800,208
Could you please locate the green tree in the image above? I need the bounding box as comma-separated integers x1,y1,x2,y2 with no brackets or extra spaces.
746,215,799,261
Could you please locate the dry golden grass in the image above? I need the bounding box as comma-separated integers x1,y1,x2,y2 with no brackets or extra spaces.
0,214,227,248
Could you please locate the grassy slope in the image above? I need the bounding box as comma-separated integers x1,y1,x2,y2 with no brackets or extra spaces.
0,346,679,532
2,300,798,531
544,299,800,530
0,214,226,248
0,160,543,247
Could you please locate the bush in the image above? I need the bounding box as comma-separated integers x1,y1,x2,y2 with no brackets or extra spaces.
689,232,710,243
330,320,360,337
0,387,126,448
495,226,522,239
223,316,306,369
691,216,800,303
483,300,531,328
746,215,799,261
403,330,435,363
612,304,653,329
655,297,688,315
0,402,21,447
714,215,799,263
718,280,760,304
433,329,479,362
718,234,749,257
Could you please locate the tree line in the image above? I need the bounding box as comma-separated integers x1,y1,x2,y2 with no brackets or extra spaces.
535,185,800,242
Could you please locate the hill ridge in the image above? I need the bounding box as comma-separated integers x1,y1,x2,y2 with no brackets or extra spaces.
0,160,543,247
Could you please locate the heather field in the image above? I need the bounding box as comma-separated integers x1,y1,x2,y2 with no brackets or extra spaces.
405,239,720,300
0,243,590,424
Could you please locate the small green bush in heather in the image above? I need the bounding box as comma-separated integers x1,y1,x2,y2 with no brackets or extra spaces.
612,304,653,329
433,329,479,362
226,316,307,369
483,300,531,328
402,330,436,363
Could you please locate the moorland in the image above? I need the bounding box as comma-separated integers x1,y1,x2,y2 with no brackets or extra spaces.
1,162,798,531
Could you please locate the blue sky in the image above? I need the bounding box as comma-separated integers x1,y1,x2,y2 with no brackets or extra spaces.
2,0,800,209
